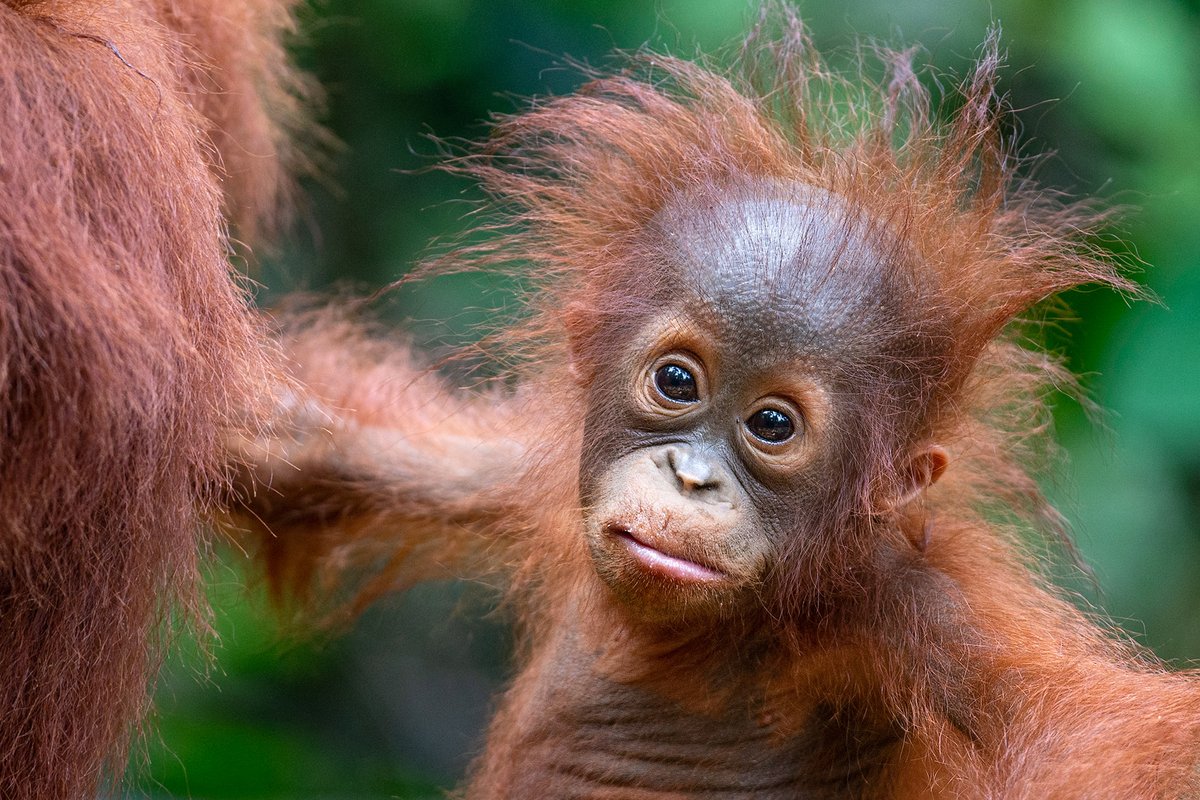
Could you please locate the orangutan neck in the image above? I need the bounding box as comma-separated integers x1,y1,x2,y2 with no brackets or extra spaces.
466,601,902,799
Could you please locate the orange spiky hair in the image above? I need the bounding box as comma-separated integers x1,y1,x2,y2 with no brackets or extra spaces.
428,7,1132,577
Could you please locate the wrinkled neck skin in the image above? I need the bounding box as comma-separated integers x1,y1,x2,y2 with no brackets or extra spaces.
467,579,909,800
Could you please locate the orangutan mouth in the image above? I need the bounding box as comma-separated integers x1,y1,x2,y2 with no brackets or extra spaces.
606,523,726,583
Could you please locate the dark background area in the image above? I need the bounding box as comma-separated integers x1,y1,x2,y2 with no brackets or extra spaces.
134,1,1200,797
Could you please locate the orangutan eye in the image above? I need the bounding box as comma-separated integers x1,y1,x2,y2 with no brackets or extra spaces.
746,408,795,443
653,363,699,403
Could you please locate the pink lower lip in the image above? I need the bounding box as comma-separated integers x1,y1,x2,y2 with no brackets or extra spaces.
613,530,726,583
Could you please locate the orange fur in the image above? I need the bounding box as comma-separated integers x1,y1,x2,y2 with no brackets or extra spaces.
232,9,1200,799
0,1,306,797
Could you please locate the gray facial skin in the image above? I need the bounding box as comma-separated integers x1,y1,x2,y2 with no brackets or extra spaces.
659,185,898,354
577,183,915,620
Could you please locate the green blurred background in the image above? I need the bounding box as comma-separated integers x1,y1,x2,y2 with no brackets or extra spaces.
133,1,1200,797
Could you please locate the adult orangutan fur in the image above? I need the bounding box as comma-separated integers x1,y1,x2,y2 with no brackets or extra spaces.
0,1,309,797
232,10,1200,799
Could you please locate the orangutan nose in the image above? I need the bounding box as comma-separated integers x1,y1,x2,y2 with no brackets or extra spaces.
665,446,717,491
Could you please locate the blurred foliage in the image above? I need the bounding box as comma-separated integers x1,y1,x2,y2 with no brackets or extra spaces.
135,1,1200,797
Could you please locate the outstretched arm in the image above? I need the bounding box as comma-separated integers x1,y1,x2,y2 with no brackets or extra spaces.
226,313,553,612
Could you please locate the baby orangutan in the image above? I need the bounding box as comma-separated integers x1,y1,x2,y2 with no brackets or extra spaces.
232,15,1200,799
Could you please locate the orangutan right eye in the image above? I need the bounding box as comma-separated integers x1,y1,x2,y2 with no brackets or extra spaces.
653,363,699,404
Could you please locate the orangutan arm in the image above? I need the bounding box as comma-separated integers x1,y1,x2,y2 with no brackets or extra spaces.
875,529,1200,798
225,314,551,611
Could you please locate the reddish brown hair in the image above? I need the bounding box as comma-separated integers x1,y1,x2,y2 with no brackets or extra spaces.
423,9,1129,601
0,1,307,796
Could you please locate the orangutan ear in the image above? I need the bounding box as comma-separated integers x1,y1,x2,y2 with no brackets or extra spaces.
893,445,949,509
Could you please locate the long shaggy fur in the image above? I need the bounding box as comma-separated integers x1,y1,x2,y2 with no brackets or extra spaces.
0,1,306,797
232,9,1200,798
